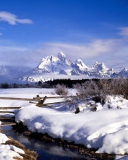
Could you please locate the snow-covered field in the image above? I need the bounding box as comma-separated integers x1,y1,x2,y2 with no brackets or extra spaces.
0,88,128,160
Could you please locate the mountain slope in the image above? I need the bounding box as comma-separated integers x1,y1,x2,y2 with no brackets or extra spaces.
0,52,127,83
18,52,128,82
34,52,73,75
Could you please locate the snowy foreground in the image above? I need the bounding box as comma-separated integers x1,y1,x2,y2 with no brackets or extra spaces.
0,88,128,159
0,132,24,160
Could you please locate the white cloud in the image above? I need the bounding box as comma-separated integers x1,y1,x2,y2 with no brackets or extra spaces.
119,27,128,37
0,11,33,25
39,38,120,61
0,46,28,52
33,38,127,69
0,32,2,36
0,34,127,69
0,45,41,67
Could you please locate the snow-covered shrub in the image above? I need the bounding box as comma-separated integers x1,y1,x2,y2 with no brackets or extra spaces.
74,80,106,104
74,80,97,98
73,78,128,104
103,95,128,109
66,98,80,113
55,84,68,95
108,78,128,99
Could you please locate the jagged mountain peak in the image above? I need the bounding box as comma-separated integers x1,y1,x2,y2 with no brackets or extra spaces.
36,52,72,74
17,52,128,82
119,68,128,74
122,68,128,71
58,52,66,62
41,55,58,61
93,61,106,66
117,68,128,78
93,62,108,72
57,52,72,66
58,52,66,60
38,55,59,69
76,59,83,63
110,68,114,71
73,59,89,73
0,53,128,83
75,59,87,67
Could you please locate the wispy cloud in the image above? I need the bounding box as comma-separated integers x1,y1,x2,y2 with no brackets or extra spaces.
119,27,128,37
40,38,120,60
0,28,127,69
33,36,127,69
0,32,2,36
0,11,33,25
0,45,32,66
0,45,28,52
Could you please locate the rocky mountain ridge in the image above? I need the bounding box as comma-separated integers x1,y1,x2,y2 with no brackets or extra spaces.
30,52,128,78
0,52,128,83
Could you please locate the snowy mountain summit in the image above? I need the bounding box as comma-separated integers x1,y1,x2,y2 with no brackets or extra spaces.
0,52,127,83
20,52,128,82
35,52,72,75
28,52,128,80
93,62,108,72
35,52,92,75
58,52,71,65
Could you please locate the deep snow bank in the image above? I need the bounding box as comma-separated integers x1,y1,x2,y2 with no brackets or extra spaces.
15,106,128,155
0,133,24,160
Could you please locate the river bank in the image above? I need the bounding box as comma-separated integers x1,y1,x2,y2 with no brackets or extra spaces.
13,122,114,160
1,88,128,160
1,124,94,160
0,127,38,160
4,136,38,160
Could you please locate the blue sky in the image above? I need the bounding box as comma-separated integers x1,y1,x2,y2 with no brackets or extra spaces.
0,0,128,69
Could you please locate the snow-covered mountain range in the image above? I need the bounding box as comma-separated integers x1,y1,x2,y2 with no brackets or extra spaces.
0,52,128,83
19,52,128,82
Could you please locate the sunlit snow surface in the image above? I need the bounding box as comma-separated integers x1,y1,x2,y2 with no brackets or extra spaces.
0,88,128,159
0,133,24,160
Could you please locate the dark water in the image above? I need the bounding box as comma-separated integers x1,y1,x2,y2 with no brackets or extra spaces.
1,126,87,160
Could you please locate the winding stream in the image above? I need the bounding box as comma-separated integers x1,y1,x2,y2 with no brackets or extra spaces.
1,125,87,160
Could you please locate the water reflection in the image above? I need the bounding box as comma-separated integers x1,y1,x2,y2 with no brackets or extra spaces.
2,126,87,160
